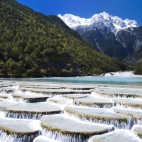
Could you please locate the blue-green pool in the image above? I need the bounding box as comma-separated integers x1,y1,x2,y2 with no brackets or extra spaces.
1,76,142,86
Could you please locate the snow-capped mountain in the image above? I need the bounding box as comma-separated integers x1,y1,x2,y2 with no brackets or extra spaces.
58,12,138,33
58,12,142,63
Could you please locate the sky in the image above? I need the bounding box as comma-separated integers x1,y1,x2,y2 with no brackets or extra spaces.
17,0,142,25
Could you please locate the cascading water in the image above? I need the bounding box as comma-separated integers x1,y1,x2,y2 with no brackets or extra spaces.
12,97,47,103
5,111,62,120
25,98,47,103
64,111,132,129
42,128,114,142
133,119,142,125
73,102,113,108
0,130,41,142
42,128,89,142
115,103,142,110
11,97,25,103
94,92,141,99
0,80,142,142
0,109,5,118
40,114,115,142
23,91,60,97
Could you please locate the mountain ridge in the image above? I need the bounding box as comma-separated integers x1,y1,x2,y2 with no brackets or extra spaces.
58,12,138,33
58,12,142,63
0,0,129,77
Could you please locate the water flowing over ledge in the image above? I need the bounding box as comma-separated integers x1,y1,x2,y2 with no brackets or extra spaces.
64,105,132,129
5,102,63,119
0,79,142,141
0,118,41,142
40,114,115,142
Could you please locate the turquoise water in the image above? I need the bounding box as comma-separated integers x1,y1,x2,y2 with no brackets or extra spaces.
1,76,142,86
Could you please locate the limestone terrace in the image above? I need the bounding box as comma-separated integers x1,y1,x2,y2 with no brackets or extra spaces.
40,114,114,136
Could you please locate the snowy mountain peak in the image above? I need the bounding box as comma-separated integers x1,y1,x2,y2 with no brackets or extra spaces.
58,13,91,28
58,12,138,33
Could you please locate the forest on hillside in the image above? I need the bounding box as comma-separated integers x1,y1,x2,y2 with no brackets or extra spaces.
0,0,129,77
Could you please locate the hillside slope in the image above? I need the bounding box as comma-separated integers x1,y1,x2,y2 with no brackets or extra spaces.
0,0,129,77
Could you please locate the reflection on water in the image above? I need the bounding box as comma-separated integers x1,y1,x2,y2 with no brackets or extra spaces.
1,76,142,86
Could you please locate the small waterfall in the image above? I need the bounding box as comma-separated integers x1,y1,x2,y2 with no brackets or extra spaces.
0,91,12,94
42,128,91,142
133,119,142,125
5,111,62,120
64,111,132,129
0,108,4,111
23,91,58,97
1,80,142,141
48,100,68,105
95,92,140,99
0,86,19,94
0,130,41,142
12,97,47,103
40,114,115,142
0,109,5,118
11,97,25,102
26,98,47,103
73,102,113,108
115,103,142,110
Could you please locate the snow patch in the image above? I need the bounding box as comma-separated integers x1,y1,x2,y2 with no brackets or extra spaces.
135,39,142,52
